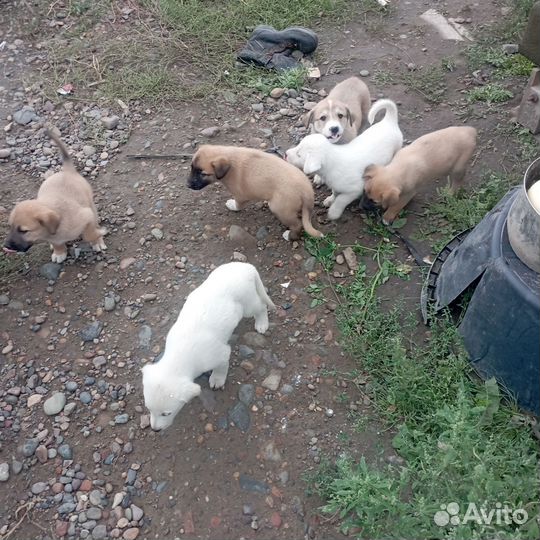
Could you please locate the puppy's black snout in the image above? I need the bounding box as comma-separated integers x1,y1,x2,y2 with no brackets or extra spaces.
330,126,339,134
3,237,31,252
187,172,210,191
359,195,380,213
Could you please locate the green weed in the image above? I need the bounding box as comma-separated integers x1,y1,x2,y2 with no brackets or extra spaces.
467,84,513,104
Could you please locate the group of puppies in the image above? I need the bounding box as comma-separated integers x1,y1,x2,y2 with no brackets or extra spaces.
2,76,478,431
188,75,477,237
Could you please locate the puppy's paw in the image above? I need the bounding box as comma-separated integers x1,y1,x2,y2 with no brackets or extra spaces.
255,318,269,334
327,206,343,221
313,174,323,187
225,199,240,212
323,195,335,208
209,372,227,390
282,230,291,241
92,239,107,252
51,252,67,264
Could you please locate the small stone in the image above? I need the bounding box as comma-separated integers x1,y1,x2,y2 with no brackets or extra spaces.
58,502,76,515
228,402,251,432
35,445,48,463
343,247,358,270
262,370,282,391
278,470,289,485
270,88,285,99
232,251,247,262
92,524,108,539
27,394,43,407
123,528,139,540
31,481,48,495
58,444,73,459
104,297,116,311
261,440,281,462
0,463,9,482
242,331,267,348
228,225,257,247
13,106,39,125
80,321,103,342
151,228,163,240
80,391,92,405
55,520,69,538
303,256,317,272
44,392,66,415
0,294,9,305
239,474,270,494
251,103,264,113
130,505,143,522
281,384,294,395
238,384,255,405
82,145,97,157
89,489,103,506
138,325,152,348
243,504,254,515
0,149,11,159
407,62,417,71
87,508,102,520
11,461,22,475
101,116,120,129
120,257,136,270
200,126,220,138
112,492,124,509
502,43,519,54
360,69,370,77
115,414,129,424
40,262,62,281
270,512,282,528
238,345,254,358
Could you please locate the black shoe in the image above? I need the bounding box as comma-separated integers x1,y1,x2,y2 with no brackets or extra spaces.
237,25,318,70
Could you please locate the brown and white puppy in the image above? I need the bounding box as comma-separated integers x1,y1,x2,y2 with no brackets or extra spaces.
363,126,477,224
4,130,106,263
187,145,323,240
304,76,371,144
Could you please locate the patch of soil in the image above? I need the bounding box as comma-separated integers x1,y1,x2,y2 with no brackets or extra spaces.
0,1,535,539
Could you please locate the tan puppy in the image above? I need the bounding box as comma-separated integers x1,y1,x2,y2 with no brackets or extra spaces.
4,131,106,263
187,145,323,240
363,126,477,224
305,76,371,144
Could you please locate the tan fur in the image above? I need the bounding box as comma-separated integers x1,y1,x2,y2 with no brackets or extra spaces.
305,77,371,143
188,145,323,240
363,126,477,224
4,131,106,263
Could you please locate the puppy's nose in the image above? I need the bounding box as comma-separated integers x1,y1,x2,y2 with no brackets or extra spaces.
330,126,339,134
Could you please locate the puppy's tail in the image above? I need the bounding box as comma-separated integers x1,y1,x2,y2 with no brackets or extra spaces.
46,129,74,168
367,99,399,126
301,196,324,239
254,271,276,310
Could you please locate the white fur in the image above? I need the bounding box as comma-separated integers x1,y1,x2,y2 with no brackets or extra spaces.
286,99,403,220
141,262,275,431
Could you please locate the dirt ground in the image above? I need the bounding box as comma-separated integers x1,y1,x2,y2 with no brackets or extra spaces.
0,1,535,539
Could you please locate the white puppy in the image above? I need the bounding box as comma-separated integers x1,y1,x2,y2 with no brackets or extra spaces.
141,262,275,431
286,99,403,220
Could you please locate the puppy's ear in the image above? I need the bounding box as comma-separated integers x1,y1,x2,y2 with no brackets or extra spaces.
345,107,355,127
382,187,400,208
211,157,230,179
303,110,315,127
37,208,60,235
303,152,322,175
363,164,376,182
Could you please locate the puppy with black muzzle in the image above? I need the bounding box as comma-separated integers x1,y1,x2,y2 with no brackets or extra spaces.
363,126,477,224
3,130,106,263
304,76,371,144
141,262,275,431
187,145,323,241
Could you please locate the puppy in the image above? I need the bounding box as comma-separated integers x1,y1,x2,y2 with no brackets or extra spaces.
4,130,106,263
363,126,478,224
304,77,371,144
286,99,403,220
141,262,275,431
187,145,323,241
